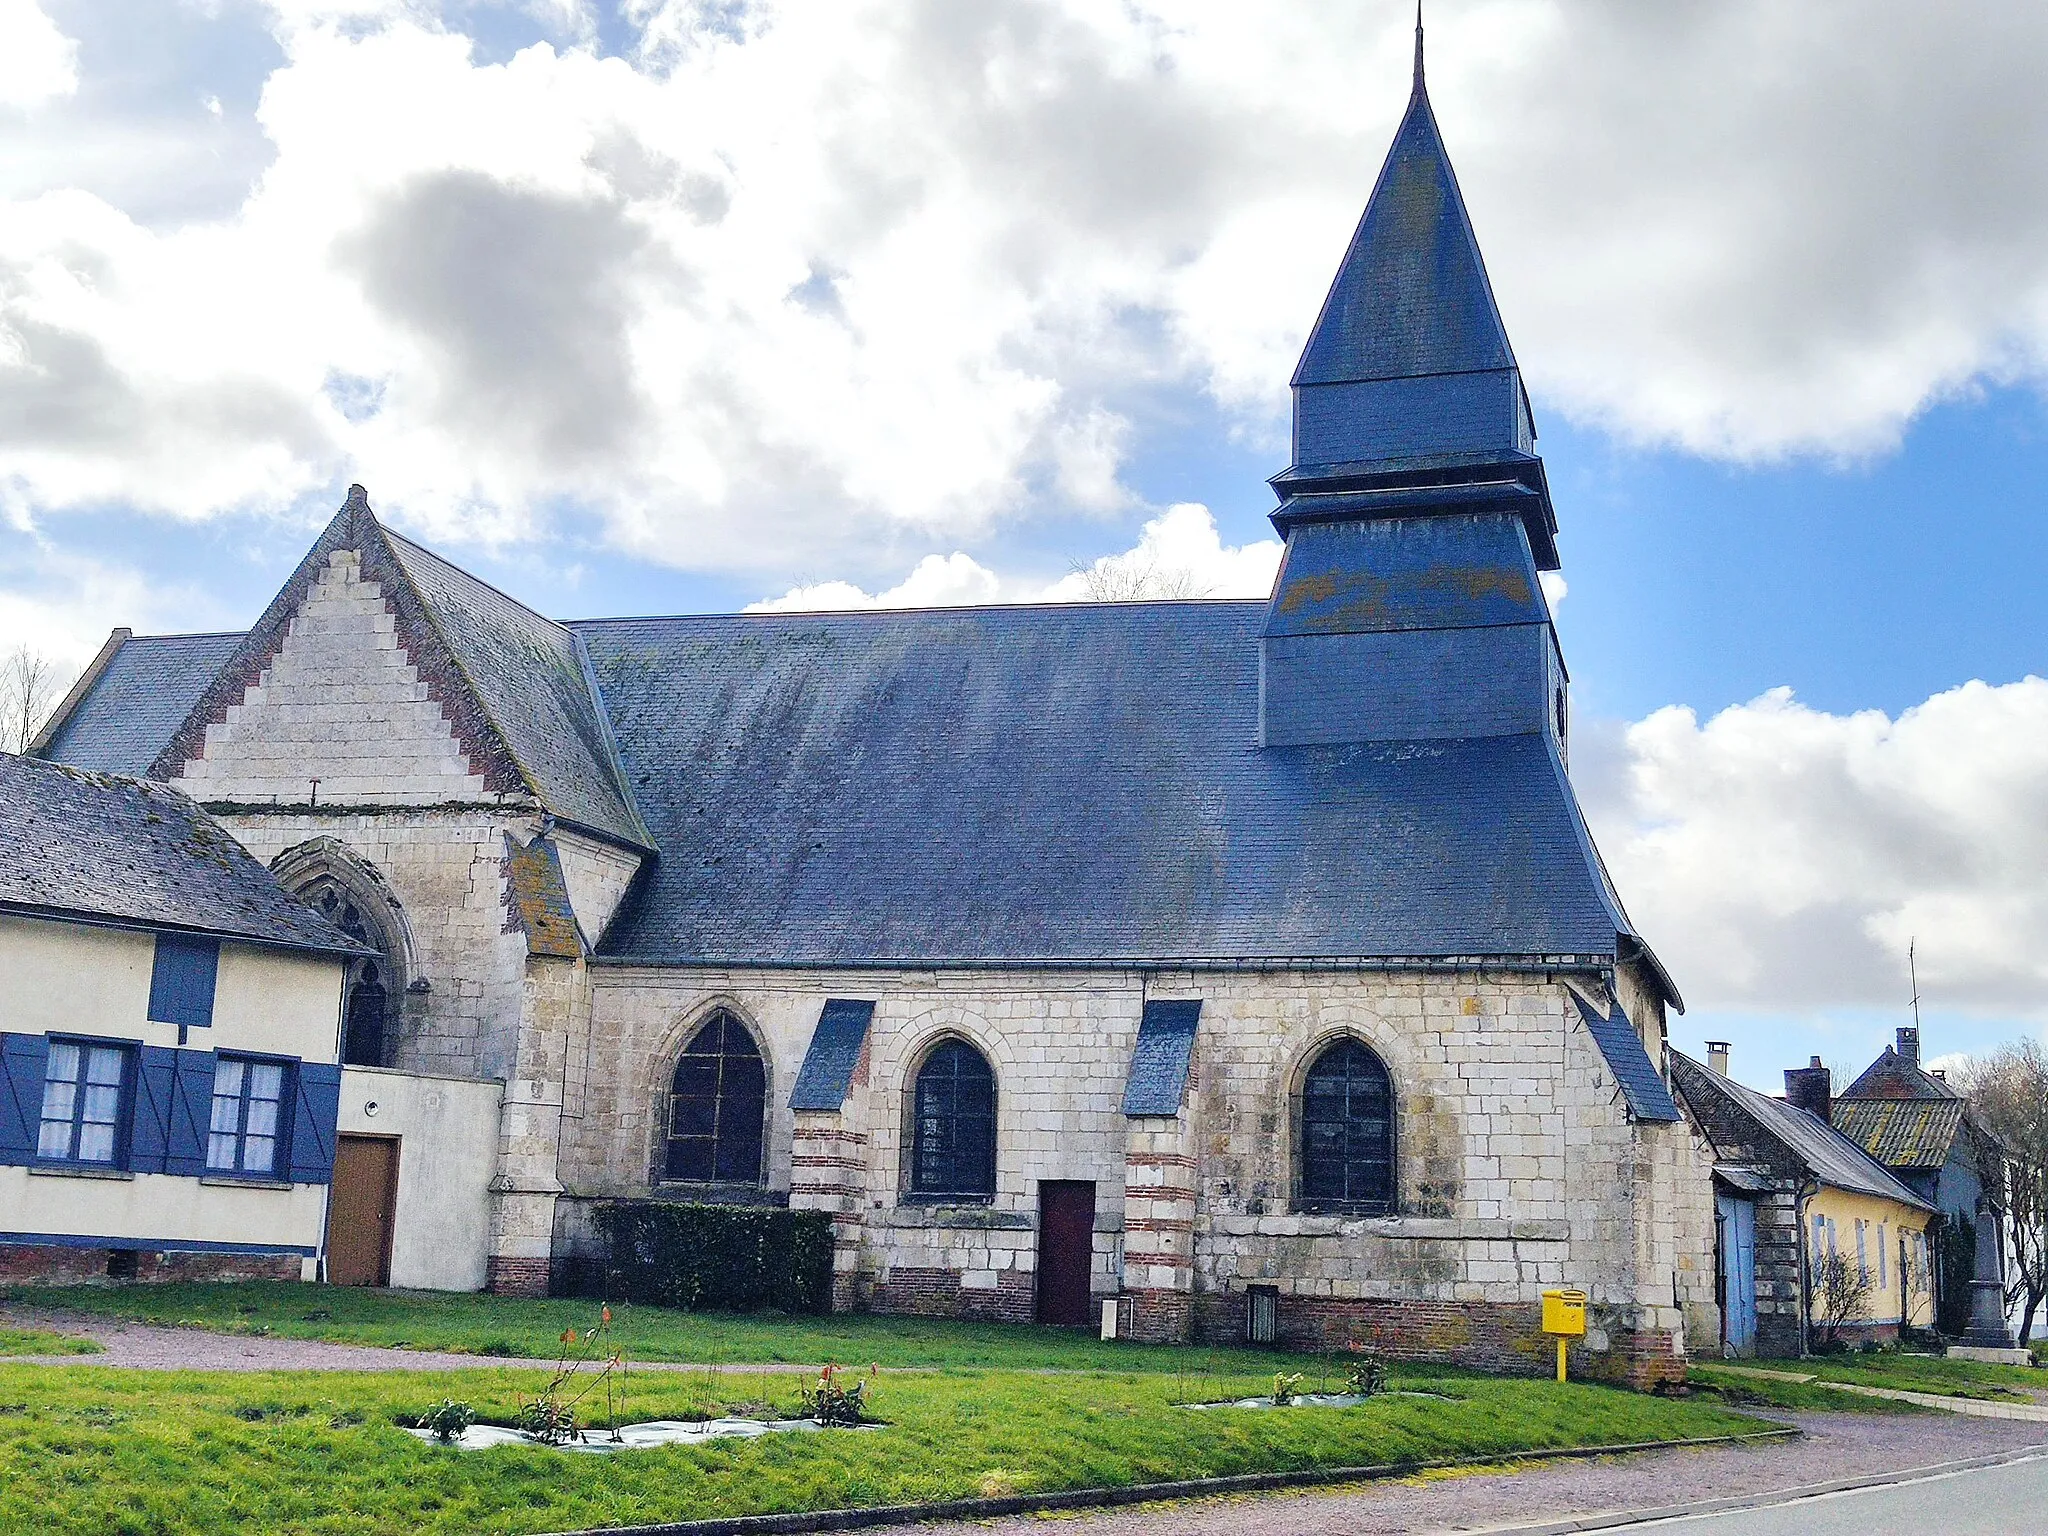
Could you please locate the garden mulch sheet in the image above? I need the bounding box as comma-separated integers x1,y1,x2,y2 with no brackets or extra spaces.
0,1305,821,1374
903,1409,2047,1536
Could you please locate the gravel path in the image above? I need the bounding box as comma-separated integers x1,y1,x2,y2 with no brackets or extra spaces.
0,1305,817,1374
913,1411,2048,1536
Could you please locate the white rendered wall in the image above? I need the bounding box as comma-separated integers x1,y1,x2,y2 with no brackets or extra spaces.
338,1065,503,1291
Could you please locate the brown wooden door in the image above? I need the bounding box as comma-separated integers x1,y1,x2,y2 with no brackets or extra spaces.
1036,1181,1096,1325
327,1134,399,1287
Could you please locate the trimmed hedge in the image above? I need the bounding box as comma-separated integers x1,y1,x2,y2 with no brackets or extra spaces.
594,1201,836,1314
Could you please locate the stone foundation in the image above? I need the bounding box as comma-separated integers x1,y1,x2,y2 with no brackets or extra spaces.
869,1265,1034,1323
1190,1290,1683,1388
0,1243,302,1287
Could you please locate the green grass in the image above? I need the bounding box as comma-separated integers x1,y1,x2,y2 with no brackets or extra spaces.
0,1361,1768,1536
10,1281,1337,1371
1687,1364,1928,1415
1791,1351,2042,1401
0,1327,100,1358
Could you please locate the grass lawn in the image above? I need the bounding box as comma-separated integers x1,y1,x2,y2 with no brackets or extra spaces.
1785,1352,2043,1401
0,1326,100,1358
0,1360,1769,1536
1686,1364,1928,1415
11,1281,1339,1372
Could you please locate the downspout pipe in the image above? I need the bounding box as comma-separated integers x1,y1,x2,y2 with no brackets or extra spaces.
1794,1176,1819,1357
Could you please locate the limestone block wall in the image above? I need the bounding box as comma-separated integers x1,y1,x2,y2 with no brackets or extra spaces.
170,549,497,806
552,829,644,949
571,963,1687,1378
213,810,533,1081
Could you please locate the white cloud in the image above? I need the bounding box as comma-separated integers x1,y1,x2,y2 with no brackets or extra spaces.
747,502,1279,611
1581,679,2048,1020
10,3,2048,568
0,0,78,111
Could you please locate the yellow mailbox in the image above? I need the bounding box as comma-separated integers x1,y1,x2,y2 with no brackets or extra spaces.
1541,1288,1587,1382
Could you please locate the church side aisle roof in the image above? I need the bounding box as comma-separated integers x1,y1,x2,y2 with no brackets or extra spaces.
573,602,1627,967
38,632,244,776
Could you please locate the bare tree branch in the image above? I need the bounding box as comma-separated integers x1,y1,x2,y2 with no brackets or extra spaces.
1068,559,1209,602
1953,1042,2047,1342
0,646,72,754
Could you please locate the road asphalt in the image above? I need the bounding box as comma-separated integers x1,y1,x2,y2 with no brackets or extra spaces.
1619,1449,2048,1532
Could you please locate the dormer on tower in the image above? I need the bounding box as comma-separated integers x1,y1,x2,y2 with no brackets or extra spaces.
1261,22,1567,749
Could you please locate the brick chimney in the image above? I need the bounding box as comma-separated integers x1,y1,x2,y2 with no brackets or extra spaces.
1784,1057,1832,1121
1706,1041,1731,1077
1897,1026,1920,1065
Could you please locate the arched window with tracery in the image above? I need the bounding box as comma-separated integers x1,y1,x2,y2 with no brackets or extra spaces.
910,1039,996,1200
273,840,409,1070
1298,1037,1396,1214
663,1011,767,1184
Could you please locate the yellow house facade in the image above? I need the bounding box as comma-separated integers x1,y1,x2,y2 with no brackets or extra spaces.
1806,1183,1936,1341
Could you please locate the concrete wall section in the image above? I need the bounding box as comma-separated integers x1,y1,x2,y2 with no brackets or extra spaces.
338,1066,502,1291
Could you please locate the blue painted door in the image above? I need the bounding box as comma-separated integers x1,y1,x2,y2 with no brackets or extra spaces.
1717,1194,1758,1357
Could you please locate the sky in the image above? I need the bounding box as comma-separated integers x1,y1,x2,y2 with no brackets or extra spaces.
2,0,2045,1092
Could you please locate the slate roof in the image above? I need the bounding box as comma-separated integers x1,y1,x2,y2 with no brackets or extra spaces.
789,999,875,1111
1123,1000,1202,1116
1569,989,1680,1123
1839,1046,1961,1103
1833,1099,1967,1172
1670,1052,1933,1210
1292,45,1514,389
386,532,649,849
574,603,1631,967
0,752,366,955
503,834,583,959
38,632,244,776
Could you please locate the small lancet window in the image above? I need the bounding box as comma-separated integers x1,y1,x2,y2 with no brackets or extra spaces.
1298,1037,1395,1213
910,1040,996,1200
664,1011,767,1183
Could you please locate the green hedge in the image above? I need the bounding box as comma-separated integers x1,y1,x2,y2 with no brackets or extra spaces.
594,1201,835,1314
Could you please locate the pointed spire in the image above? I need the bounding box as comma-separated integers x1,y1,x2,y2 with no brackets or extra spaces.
1272,17,1556,567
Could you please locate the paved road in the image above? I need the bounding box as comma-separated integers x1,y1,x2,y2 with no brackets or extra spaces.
1631,1451,2048,1532
914,1413,2047,1536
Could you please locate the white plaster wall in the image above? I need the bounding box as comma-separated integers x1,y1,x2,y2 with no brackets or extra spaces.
0,914,345,1261
338,1066,503,1291
0,915,342,1063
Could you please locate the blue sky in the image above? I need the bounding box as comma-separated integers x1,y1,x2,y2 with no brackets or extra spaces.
3,0,2045,1093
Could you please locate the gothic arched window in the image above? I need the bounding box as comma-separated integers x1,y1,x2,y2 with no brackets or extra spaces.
910,1040,996,1200
274,842,409,1071
1298,1037,1395,1213
664,1012,767,1184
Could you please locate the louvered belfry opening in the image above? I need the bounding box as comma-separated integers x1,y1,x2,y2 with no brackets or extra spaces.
1299,1037,1396,1213
663,1011,767,1184
911,1039,996,1200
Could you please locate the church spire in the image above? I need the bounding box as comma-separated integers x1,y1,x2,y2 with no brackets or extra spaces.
1272,13,1555,567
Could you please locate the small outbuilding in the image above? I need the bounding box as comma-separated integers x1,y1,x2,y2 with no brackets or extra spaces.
1672,1049,1934,1356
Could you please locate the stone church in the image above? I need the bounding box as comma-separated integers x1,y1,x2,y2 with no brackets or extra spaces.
34,43,1717,1382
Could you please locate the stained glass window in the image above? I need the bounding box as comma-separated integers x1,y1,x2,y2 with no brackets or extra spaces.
663,1012,766,1183
1299,1037,1394,1212
911,1040,995,1199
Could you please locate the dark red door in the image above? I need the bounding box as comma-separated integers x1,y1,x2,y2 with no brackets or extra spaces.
1036,1181,1096,1325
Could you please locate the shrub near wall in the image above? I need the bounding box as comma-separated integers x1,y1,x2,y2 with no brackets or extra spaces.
595,1202,835,1314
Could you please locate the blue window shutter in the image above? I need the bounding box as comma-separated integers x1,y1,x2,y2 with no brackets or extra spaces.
0,1033,50,1166
131,1046,180,1174
163,1049,214,1177
149,935,220,1035
287,1062,341,1185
